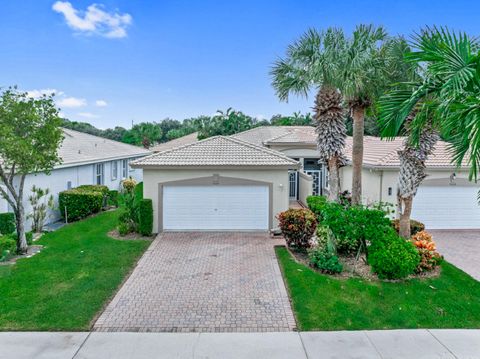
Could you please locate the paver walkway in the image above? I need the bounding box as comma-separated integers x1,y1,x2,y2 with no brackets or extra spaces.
94,232,296,332
431,229,480,281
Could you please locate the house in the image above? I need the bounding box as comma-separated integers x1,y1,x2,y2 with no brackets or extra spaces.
137,125,478,231
0,128,150,228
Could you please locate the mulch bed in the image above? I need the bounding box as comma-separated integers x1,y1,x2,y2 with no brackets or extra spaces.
287,247,441,281
108,229,155,241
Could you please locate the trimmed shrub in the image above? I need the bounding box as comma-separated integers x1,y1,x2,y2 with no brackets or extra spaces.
134,182,144,202
0,234,16,257
391,219,425,236
369,232,420,280
138,199,153,236
76,185,109,196
277,209,317,250
108,190,119,207
58,189,103,222
0,213,15,235
306,195,327,218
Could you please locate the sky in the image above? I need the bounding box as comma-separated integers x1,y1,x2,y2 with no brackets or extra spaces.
1,0,479,129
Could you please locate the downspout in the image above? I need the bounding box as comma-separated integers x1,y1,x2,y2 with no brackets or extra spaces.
379,170,383,203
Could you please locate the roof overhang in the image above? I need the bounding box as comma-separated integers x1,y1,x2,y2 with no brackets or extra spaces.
132,163,300,170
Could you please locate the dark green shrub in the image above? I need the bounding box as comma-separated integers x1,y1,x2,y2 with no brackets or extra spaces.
309,249,343,274
134,182,144,202
138,199,153,236
306,195,327,218
76,185,109,196
118,222,132,236
277,209,317,250
369,232,420,280
58,189,103,222
391,219,425,236
0,213,16,235
0,235,16,257
108,190,119,207
25,232,33,245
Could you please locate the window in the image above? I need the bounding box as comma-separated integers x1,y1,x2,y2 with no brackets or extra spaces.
122,159,128,179
96,163,104,185
111,161,118,180
129,159,134,172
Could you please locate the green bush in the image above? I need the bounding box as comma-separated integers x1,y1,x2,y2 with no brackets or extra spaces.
58,189,103,222
0,213,15,235
26,232,33,245
277,209,317,250
320,202,393,255
118,222,132,236
306,195,327,218
0,235,16,257
76,185,109,196
138,199,153,236
309,249,343,274
369,232,420,280
108,190,119,207
134,182,143,202
391,219,425,236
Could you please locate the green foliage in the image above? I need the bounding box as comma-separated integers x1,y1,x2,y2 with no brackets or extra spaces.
0,235,16,258
138,199,153,236
277,209,317,250
108,190,119,207
306,195,327,218
270,112,313,126
27,185,54,233
122,122,163,148
25,231,33,245
118,221,132,236
134,182,144,202
369,232,420,280
118,178,140,233
58,189,103,222
0,213,15,235
76,185,109,196
196,108,257,140
391,219,425,236
309,249,343,274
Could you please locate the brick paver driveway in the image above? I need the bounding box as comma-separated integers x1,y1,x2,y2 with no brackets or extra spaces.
94,232,296,332
431,230,480,281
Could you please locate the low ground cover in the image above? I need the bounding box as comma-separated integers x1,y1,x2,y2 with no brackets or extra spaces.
0,210,150,330
276,246,480,330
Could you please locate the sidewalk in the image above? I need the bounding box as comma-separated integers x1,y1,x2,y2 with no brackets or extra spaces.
1,329,479,359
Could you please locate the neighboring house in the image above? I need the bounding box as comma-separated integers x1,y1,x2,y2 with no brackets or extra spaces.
0,128,150,229
150,132,198,152
140,126,478,231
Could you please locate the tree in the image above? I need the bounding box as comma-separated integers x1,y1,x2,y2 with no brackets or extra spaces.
123,122,163,148
270,112,313,126
0,88,63,253
338,25,409,204
196,109,255,139
158,118,182,142
378,27,478,237
271,28,347,201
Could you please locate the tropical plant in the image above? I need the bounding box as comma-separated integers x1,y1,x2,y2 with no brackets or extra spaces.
276,208,317,250
0,87,63,253
271,28,347,201
411,230,443,273
27,185,54,233
122,122,163,148
378,27,479,237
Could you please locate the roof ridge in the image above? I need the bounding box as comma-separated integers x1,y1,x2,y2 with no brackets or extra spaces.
224,136,299,164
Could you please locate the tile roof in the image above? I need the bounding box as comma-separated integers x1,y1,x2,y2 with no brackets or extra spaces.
231,126,315,146
58,128,151,167
150,132,199,152
131,135,300,168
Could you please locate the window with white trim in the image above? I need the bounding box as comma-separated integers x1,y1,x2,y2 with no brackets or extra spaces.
111,161,118,180
95,163,104,185
122,159,128,179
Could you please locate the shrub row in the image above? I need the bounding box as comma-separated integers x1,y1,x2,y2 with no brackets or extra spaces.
0,213,15,235
59,188,103,222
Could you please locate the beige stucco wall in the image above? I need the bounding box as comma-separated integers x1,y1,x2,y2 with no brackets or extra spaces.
298,172,313,206
143,168,290,233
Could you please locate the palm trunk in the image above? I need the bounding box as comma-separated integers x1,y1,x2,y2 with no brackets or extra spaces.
327,156,339,201
351,105,365,205
398,196,413,238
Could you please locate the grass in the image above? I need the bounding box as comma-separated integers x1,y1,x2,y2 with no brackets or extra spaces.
0,210,150,331
276,246,480,331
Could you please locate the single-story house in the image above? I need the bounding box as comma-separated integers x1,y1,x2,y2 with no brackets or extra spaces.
141,125,478,231
0,128,150,229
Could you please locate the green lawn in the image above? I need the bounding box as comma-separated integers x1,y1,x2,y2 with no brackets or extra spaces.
276,246,480,331
0,210,150,331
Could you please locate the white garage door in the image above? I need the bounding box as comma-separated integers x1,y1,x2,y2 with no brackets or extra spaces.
163,185,269,231
412,185,480,229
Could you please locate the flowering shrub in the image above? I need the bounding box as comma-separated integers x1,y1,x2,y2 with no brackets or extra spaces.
277,209,317,250
411,231,443,272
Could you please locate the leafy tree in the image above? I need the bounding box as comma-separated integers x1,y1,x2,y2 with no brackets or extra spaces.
379,27,478,237
271,28,347,201
103,126,128,142
196,109,255,139
270,112,313,126
62,119,103,137
123,122,163,148
158,118,182,142
0,88,63,253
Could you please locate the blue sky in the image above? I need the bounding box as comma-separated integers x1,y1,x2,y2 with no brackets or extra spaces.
1,0,478,129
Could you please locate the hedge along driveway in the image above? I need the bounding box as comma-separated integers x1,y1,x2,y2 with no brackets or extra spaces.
0,210,150,331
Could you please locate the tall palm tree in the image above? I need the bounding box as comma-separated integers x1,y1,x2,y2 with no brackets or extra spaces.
337,25,410,205
379,27,479,237
270,28,347,201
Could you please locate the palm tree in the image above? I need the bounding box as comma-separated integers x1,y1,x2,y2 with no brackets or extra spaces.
378,27,479,237
270,28,347,201
337,25,410,205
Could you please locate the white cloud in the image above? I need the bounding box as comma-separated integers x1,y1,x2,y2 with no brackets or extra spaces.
95,99,108,107
57,96,87,108
77,112,99,119
26,88,63,98
52,1,132,39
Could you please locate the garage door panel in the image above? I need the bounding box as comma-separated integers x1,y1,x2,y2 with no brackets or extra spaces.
163,185,269,231
412,186,480,229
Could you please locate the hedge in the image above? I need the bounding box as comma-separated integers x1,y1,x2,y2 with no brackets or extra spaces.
76,185,109,196
58,189,103,222
134,182,144,203
0,213,16,235
138,198,153,236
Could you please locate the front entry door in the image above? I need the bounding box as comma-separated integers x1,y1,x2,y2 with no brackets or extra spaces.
305,170,322,196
